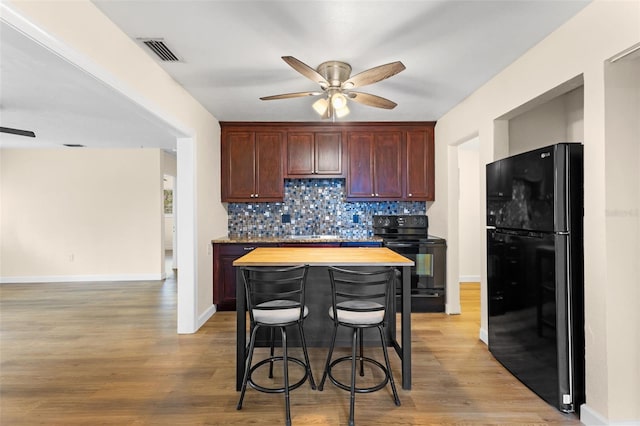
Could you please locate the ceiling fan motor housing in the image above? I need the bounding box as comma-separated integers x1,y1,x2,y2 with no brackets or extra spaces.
316,61,352,88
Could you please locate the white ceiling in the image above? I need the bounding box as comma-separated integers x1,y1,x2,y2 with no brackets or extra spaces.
0,0,591,149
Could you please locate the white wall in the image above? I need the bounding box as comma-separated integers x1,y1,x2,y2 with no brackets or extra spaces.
509,87,584,155
457,139,481,282
603,51,640,421
0,149,163,281
434,0,640,423
4,0,229,332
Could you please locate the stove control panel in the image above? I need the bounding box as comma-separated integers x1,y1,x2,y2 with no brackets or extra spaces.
373,215,428,229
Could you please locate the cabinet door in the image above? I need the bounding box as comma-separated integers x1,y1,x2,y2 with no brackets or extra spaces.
213,244,247,311
287,132,315,175
255,132,284,201
347,132,375,198
222,131,256,201
213,243,279,311
373,132,403,198
315,132,342,175
405,128,434,200
286,131,343,177
217,252,240,310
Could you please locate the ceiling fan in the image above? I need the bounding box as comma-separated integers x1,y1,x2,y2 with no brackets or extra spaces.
260,56,405,119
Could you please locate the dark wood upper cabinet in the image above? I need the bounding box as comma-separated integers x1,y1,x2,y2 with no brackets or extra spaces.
221,127,284,202
255,132,284,199
346,132,374,198
346,131,403,200
372,132,403,198
405,128,435,201
221,122,435,203
286,131,343,177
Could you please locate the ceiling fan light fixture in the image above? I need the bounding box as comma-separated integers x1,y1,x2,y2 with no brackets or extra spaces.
335,104,350,118
331,92,348,109
312,97,329,115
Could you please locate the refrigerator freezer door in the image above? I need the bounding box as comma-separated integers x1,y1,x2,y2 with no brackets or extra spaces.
486,143,582,233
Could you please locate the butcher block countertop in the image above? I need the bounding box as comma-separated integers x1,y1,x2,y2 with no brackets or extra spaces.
232,247,413,267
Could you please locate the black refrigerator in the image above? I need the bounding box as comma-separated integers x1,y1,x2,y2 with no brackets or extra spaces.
486,143,584,413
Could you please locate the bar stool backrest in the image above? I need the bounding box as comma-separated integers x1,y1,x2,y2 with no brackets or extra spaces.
327,266,395,327
241,265,310,326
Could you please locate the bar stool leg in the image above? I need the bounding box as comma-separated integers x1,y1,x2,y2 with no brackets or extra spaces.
297,323,316,389
237,325,260,410
269,327,276,378
377,325,401,406
318,323,339,391
358,329,364,377
281,326,292,426
349,327,358,426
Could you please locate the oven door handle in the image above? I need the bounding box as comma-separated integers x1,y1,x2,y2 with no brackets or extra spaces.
385,242,416,248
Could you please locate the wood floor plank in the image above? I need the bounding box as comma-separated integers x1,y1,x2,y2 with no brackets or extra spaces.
0,277,581,425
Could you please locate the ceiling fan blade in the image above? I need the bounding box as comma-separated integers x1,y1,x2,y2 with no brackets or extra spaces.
281,56,329,88
342,61,405,89
260,91,323,101
0,126,36,137
347,92,398,109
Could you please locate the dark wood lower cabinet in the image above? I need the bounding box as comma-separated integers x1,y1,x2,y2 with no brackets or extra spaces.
212,243,279,311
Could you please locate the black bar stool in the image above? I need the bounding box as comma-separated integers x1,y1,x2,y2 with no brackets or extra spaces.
318,266,401,426
237,265,316,426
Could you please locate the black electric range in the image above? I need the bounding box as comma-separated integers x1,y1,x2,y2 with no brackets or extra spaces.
373,215,446,312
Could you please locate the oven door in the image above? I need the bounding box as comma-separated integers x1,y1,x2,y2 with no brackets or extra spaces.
384,241,445,294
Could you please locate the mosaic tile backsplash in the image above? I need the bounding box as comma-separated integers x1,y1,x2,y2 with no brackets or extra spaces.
228,179,426,239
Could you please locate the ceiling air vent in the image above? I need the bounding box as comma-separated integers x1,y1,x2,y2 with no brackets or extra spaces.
137,38,181,62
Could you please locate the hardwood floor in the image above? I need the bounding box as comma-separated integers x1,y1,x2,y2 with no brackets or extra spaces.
0,276,581,425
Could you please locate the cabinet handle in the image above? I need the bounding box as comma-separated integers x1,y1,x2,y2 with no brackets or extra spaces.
371,193,375,197
375,193,379,197
243,247,256,251
408,193,413,197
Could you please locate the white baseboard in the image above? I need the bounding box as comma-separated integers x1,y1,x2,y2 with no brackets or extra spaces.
446,302,461,314
0,274,164,284
198,304,216,330
479,327,488,344
459,275,481,283
579,404,640,425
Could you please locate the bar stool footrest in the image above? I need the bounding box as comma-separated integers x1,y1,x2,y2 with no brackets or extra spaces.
327,355,389,394
247,356,310,394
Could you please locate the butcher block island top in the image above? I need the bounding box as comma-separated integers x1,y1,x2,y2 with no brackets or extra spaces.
233,247,414,267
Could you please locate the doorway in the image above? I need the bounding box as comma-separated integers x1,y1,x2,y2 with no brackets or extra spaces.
457,137,482,285
163,174,177,278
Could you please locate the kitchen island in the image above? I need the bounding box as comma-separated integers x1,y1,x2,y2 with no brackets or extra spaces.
233,247,414,390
